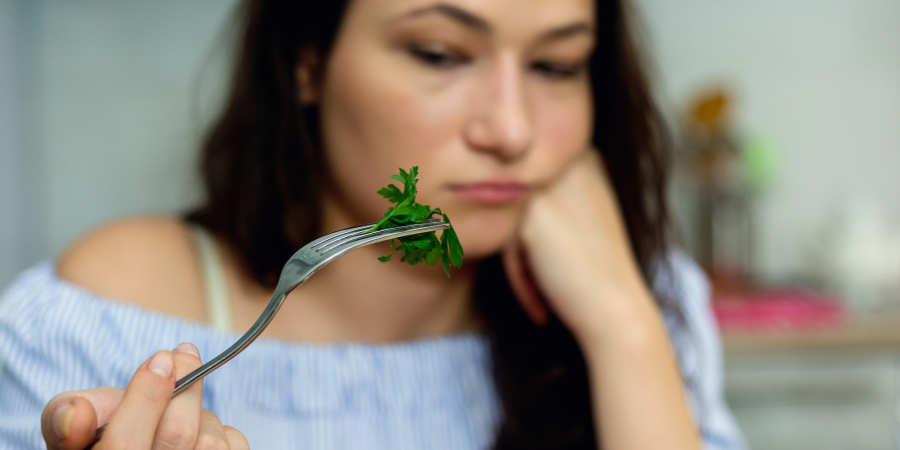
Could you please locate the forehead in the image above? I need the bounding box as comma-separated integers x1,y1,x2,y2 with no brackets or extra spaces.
350,0,596,33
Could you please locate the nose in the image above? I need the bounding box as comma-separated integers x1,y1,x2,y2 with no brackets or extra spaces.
463,54,534,161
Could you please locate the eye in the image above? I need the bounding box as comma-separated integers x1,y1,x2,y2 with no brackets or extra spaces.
407,43,468,68
531,61,585,80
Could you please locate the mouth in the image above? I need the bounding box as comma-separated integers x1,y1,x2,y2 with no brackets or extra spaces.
448,180,532,204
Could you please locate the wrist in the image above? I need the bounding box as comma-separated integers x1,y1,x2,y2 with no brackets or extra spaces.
570,288,667,364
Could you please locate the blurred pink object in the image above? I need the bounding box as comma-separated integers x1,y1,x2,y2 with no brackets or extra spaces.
713,289,844,333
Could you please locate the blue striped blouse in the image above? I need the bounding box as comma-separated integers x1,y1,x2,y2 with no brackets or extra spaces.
0,252,746,449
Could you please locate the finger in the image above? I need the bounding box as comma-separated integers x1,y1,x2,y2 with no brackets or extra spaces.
224,426,250,450
100,350,176,447
195,409,229,450
502,240,548,326
42,395,95,450
153,343,204,449
42,388,124,450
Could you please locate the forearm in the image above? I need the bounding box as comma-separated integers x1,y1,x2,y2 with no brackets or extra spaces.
578,293,701,450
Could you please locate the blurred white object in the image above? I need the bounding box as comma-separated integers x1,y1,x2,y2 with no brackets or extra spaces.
808,200,900,310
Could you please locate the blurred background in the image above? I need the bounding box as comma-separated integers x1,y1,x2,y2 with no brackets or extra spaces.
0,1,898,448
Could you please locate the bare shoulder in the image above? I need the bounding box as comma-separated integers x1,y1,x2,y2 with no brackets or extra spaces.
57,216,208,322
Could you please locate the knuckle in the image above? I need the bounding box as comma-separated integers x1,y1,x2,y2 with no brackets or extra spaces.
194,433,230,450
223,426,245,438
200,408,222,424
224,426,249,448
155,421,198,449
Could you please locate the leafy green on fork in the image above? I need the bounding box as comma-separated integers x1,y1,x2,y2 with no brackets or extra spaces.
367,166,463,277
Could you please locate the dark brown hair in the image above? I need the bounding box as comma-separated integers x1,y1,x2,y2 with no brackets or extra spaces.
188,0,671,448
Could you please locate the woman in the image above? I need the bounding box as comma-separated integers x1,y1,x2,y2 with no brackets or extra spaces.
0,0,745,448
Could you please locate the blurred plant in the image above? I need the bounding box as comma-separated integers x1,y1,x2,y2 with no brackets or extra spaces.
679,87,781,292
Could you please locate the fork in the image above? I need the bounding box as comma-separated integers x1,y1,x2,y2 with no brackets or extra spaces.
92,217,449,441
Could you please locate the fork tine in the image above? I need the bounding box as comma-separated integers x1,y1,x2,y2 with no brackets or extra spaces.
309,223,375,250
313,218,442,253
317,219,448,254
315,218,442,253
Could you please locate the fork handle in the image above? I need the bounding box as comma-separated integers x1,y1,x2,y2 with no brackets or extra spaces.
90,291,291,445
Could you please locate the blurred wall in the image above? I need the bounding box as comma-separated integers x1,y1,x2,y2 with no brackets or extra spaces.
634,0,900,280
0,0,237,287
0,0,21,287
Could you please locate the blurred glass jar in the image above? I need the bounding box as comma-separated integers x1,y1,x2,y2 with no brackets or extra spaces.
807,200,900,310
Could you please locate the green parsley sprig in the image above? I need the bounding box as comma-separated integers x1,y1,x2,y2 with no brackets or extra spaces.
367,166,463,277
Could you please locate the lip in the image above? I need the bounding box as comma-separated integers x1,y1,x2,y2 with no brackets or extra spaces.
448,180,532,204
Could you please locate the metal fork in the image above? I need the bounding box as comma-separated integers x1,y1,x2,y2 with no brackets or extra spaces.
93,217,448,441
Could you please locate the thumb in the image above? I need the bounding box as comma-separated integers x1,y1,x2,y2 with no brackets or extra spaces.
42,387,123,450
502,240,548,326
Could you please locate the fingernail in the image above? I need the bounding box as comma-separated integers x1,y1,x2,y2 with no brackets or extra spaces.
148,350,174,378
53,403,74,440
175,342,200,359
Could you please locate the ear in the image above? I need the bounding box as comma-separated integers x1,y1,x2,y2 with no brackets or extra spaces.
502,240,549,326
294,45,321,105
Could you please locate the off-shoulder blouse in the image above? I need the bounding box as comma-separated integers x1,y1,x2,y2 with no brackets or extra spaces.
0,251,745,449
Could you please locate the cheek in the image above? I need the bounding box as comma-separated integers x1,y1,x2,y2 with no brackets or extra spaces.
318,42,468,222
532,90,593,178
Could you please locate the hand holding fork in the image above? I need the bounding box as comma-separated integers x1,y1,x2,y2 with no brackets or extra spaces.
42,218,449,450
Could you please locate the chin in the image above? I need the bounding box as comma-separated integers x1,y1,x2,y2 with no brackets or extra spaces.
450,209,519,260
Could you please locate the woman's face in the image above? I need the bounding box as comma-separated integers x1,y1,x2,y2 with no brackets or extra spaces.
311,0,596,259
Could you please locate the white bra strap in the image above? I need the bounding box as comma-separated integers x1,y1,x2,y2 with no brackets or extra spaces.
191,224,233,332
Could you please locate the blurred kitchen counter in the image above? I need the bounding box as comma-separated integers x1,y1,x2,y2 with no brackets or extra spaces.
723,309,900,355
720,310,900,450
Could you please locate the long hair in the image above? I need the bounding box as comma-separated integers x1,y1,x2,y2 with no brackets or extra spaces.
187,0,671,448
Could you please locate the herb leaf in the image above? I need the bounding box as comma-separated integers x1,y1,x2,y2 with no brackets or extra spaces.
377,185,403,203
368,166,463,277
377,239,395,262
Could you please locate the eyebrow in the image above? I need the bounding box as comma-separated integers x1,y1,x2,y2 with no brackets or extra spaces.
538,23,593,43
404,3,490,32
400,3,594,42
